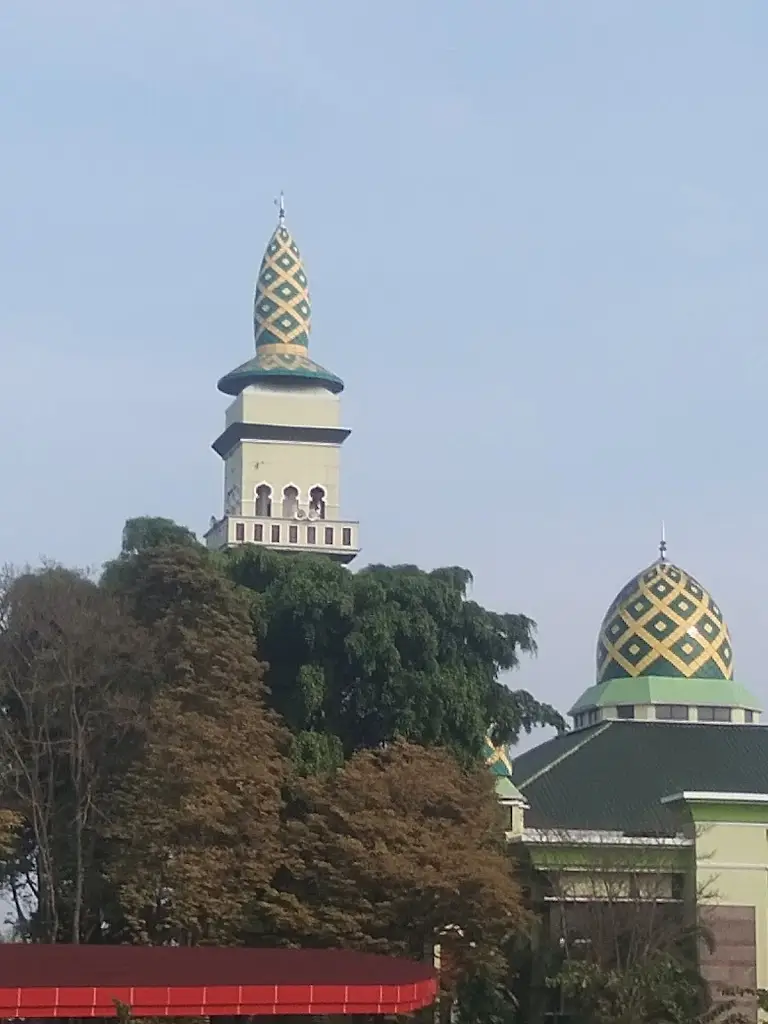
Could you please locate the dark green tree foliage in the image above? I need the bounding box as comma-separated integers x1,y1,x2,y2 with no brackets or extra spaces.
120,516,199,555
102,516,200,590
223,547,565,765
106,545,288,945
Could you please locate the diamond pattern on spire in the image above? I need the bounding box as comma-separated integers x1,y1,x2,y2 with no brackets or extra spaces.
253,220,312,349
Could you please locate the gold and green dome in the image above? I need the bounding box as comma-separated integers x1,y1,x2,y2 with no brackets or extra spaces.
596,560,733,683
218,207,343,396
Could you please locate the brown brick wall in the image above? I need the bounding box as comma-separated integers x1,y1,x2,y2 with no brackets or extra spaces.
699,905,757,1022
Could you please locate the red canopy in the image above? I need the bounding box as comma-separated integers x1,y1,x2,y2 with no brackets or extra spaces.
0,945,437,1018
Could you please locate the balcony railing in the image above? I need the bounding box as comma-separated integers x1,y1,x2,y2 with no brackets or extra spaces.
204,514,359,561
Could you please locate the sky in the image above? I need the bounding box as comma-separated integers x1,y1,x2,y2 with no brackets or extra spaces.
2,1,768,748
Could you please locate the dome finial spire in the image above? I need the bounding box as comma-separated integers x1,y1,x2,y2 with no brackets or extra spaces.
659,521,667,563
275,191,286,227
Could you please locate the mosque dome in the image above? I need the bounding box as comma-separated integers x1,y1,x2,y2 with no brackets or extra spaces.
218,202,343,396
596,559,733,684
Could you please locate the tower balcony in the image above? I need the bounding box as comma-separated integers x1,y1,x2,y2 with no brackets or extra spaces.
204,513,359,564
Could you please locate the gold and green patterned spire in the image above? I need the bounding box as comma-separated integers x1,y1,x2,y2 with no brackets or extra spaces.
218,196,343,396
484,734,514,777
253,195,312,350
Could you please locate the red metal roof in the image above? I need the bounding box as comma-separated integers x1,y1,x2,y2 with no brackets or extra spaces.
0,946,437,1018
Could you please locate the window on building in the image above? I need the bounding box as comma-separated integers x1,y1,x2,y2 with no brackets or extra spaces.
656,704,689,721
235,522,245,542
342,527,352,547
282,485,299,518
324,526,334,546
253,523,264,542
307,525,317,545
746,710,755,723
255,484,272,516
698,706,731,722
271,524,280,543
289,524,298,543
616,705,635,719
309,486,326,519
587,709,598,725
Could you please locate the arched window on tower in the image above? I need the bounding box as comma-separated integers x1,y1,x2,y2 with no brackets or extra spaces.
255,484,272,517
282,485,299,518
309,486,326,520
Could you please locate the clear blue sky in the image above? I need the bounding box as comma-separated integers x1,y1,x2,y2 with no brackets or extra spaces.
2,1,767,737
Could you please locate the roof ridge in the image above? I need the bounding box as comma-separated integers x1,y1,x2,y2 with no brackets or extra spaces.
517,721,613,791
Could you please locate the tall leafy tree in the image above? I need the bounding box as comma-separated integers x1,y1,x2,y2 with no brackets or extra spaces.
0,565,155,942
120,516,200,555
106,545,288,945
257,740,527,990
223,547,565,766
102,516,201,590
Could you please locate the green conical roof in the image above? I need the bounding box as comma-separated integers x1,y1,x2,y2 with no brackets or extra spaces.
218,209,343,396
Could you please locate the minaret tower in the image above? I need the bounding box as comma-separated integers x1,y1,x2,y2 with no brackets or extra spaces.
205,199,359,563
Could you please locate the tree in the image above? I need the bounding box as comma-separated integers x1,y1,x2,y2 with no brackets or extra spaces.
223,547,565,766
256,740,527,995
0,565,155,942
102,517,200,591
120,516,199,555
106,545,288,945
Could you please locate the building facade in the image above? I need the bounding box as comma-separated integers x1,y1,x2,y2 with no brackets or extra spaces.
508,552,768,1017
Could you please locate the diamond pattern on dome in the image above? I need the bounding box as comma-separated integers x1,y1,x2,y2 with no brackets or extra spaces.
605,615,630,642
668,594,696,620
253,223,312,349
626,595,653,621
596,560,734,683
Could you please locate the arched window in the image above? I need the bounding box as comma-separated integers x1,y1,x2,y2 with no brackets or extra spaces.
309,486,326,520
282,485,299,518
255,484,272,517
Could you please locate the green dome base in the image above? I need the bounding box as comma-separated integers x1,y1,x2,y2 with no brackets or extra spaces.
218,349,344,396
570,675,761,716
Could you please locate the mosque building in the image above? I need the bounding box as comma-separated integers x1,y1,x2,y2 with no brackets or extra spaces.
206,202,768,1012
510,550,768,1010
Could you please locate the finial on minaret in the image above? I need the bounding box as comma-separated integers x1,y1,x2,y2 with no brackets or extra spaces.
659,521,667,563
275,191,286,227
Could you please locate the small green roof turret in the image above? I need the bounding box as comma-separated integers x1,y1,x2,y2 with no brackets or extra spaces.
218,197,344,396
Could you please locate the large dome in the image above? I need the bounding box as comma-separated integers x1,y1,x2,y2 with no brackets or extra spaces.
596,560,733,683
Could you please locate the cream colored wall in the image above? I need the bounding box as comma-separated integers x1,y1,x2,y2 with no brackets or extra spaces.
222,384,345,519
694,821,768,991
229,440,342,518
225,384,340,429
224,447,243,511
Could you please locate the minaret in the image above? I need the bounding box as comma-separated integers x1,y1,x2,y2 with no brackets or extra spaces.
205,200,359,563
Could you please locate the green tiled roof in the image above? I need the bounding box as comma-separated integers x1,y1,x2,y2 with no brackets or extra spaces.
513,720,768,835
495,775,526,802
